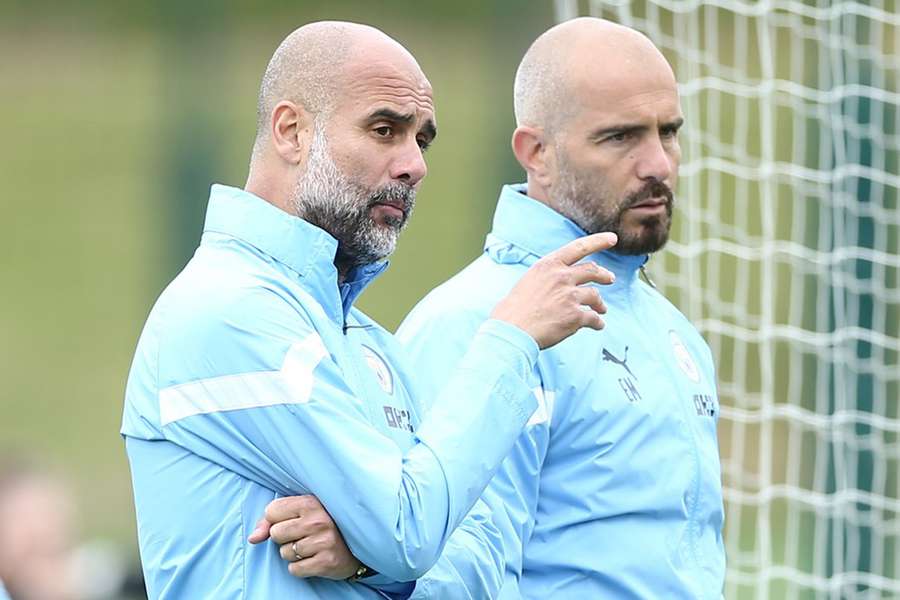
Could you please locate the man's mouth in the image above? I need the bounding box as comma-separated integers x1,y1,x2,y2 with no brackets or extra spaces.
367,183,415,225
628,197,668,211
371,201,405,221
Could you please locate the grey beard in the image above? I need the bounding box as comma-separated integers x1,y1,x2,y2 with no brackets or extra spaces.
291,125,416,269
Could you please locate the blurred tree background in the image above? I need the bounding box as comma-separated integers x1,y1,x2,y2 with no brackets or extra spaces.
0,0,558,571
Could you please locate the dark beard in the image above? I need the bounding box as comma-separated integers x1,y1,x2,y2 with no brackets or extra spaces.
595,180,674,255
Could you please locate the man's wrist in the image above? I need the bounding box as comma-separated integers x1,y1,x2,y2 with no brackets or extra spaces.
476,318,540,374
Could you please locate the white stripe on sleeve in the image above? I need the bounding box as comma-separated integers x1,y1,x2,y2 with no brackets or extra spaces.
159,333,328,425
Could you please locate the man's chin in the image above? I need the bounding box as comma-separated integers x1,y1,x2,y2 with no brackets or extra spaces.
615,222,671,255
361,233,400,264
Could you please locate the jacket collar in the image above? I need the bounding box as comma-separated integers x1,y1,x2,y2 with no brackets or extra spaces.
202,184,387,322
485,184,649,284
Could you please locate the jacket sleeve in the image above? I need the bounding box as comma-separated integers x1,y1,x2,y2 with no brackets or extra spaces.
406,497,504,600
154,286,538,583
398,303,550,598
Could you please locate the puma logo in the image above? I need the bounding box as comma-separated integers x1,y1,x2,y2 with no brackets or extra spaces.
602,346,636,380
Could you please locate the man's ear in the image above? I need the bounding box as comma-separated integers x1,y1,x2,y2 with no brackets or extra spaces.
270,101,312,165
512,126,554,189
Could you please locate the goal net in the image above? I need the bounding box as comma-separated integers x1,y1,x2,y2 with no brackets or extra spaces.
554,1,900,598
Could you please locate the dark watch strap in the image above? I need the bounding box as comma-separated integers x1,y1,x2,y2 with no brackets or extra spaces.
348,564,378,581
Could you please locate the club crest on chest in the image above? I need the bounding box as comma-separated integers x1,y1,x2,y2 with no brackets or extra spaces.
361,344,394,395
669,330,701,384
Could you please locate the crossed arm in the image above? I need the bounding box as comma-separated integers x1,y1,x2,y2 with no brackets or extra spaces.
250,491,510,599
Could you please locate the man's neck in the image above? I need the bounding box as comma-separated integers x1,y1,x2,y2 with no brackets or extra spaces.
334,246,359,284
335,259,351,284
525,179,551,207
245,164,296,216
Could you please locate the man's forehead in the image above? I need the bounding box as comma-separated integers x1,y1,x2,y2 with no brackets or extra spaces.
568,64,679,117
589,86,680,114
341,65,435,120
563,95,680,139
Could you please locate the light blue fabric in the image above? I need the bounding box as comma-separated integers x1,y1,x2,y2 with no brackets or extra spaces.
398,184,726,599
122,184,539,599
0,579,9,600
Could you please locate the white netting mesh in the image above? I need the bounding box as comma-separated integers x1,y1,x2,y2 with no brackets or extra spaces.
555,1,899,598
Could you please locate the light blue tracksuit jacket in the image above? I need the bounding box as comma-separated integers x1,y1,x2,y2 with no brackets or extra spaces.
121,184,541,599
398,184,726,599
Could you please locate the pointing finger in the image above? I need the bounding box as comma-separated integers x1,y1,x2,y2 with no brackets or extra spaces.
550,232,617,266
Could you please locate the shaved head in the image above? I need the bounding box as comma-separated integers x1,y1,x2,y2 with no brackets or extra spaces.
514,17,675,133
512,17,682,255
252,21,426,158
254,22,350,155
246,21,435,275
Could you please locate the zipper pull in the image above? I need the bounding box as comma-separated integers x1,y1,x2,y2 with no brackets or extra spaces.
639,265,657,289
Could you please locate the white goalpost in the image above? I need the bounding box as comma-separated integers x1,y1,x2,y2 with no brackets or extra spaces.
554,1,900,598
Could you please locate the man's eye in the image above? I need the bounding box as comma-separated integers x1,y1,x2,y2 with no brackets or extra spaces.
607,132,629,143
417,138,431,152
374,126,393,137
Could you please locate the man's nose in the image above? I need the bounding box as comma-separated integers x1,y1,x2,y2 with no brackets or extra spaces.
389,139,427,186
635,136,674,182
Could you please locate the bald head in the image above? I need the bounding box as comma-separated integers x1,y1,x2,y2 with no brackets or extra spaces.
513,17,675,132
252,21,425,157
246,21,435,274
511,18,683,255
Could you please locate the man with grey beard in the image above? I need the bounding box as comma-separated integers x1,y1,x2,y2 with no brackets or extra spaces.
268,17,725,599
121,21,618,599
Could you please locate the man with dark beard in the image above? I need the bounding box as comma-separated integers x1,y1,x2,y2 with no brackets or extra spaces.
268,17,726,599
121,21,619,600
395,18,727,599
